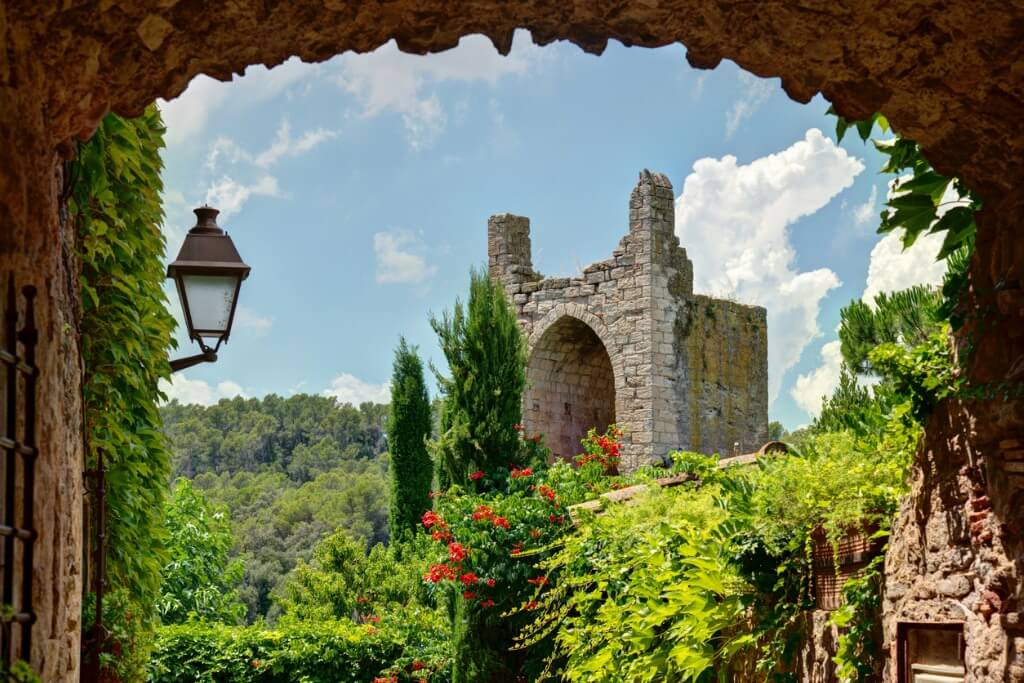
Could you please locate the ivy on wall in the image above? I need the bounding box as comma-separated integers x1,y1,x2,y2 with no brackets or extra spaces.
70,106,176,679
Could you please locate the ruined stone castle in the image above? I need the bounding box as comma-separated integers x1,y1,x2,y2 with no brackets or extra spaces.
488,170,768,471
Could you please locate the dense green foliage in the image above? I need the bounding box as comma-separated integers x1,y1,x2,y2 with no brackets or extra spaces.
162,393,386,478
431,268,528,487
161,394,390,622
828,108,979,329
521,487,748,682
150,613,451,683
387,339,434,538
158,480,246,625
281,531,440,623
72,108,175,680
838,285,942,374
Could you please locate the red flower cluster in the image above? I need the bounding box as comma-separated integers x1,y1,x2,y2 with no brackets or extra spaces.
480,599,495,608
471,504,493,521
576,425,624,471
460,572,479,586
492,515,510,529
424,563,457,583
510,467,534,479
469,470,485,481
527,576,548,586
431,528,452,543
448,542,468,562
421,510,445,529
373,677,397,683
536,484,556,502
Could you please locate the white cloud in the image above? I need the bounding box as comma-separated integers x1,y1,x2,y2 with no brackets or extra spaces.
861,231,947,305
725,71,775,139
791,179,969,419
791,340,843,418
334,32,540,149
675,128,863,404
205,175,281,221
253,120,337,168
853,185,878,226
159,375,247,406
159,58,317,146
373,231,437,284
323,373,391,405
206,121,337,172
234,306,273,337
861,181,967,304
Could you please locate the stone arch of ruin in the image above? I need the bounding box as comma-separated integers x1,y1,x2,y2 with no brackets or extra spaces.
523,307,621,461
2,3,1022,680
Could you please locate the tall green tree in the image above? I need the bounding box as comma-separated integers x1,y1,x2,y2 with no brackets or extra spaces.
838,285,943,374
430,269,527,488
158,480,245,625
387,338,433,538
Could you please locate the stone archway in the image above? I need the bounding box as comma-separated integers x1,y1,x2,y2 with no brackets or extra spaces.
2,3,1023,680
524,315,617,460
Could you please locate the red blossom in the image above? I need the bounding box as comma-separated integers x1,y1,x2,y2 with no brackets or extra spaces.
431,529,452,543
424,563,457,583
422,511,445,529
548,514,564,524
448,542,469,562
527,576,548,586
356,596,369,604
463,591,477,599
492,516,510,529
486,578,496,587
529,528,541,539
525,601,539,610
471,505,493,521
510,467,534,479
367,615,381,623
469,470,485,481
513,423,523,431
411,662,427,671
480,599,495,608
537,485,557,502
459,572,479,586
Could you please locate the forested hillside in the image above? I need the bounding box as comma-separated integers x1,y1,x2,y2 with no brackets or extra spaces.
160,395,390,622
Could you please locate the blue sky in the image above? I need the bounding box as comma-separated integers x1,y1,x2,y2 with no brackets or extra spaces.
157,31,948,430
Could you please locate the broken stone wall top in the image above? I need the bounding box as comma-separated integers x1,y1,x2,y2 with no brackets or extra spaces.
489,170,768,471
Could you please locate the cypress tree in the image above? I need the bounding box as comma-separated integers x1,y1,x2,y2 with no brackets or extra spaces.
386,338,433,539
431,268,527,488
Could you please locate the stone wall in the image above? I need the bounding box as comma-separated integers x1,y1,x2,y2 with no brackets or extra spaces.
489,170,768,470
883,397,1024,682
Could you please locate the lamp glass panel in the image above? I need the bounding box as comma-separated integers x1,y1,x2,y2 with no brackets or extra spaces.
181,274,237,337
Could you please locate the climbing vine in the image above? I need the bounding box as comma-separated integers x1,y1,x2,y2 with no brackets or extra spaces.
71,106,176,680
828,108,980,329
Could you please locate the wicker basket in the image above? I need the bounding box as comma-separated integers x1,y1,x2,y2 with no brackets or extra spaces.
810,523,881,611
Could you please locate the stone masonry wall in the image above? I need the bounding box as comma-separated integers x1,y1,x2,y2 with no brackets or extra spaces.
488,170,768,471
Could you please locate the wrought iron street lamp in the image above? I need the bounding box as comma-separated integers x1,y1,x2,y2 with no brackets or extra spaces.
167,205,250,373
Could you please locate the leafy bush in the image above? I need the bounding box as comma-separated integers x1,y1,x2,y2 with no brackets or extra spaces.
281,531,441,623
518,487,750,682
158,480,245,624
149,612,451,683
747,432,908,555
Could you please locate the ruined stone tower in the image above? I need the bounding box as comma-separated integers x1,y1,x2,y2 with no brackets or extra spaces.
488,170,769,471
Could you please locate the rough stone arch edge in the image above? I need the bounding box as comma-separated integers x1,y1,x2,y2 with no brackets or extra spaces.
526,303,621,390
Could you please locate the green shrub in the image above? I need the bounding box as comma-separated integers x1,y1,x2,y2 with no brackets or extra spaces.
149,612,451,683
517,486,750,682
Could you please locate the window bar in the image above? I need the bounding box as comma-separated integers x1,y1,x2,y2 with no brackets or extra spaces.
2,273,17,667
18,285,38,656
